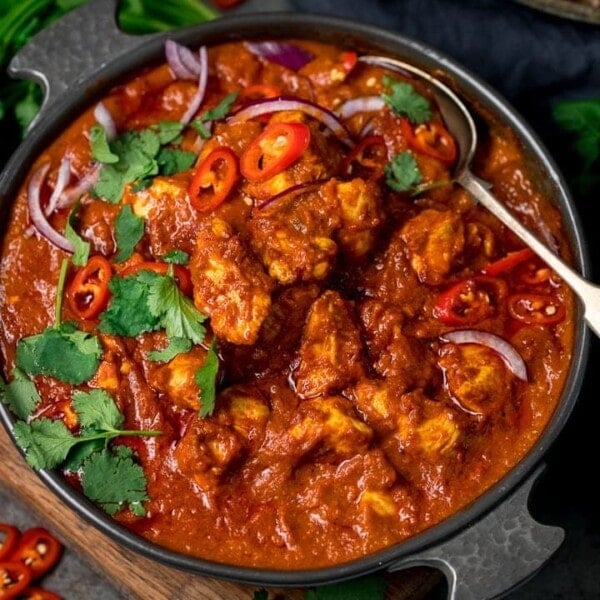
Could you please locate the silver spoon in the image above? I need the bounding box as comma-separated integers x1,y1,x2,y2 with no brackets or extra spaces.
359,54,600,337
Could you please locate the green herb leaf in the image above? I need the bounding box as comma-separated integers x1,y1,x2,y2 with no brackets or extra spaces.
64,204,91,267
162,250,189,265
72,389,125,431
146,271,206,344
81,445,149,515
15,322,102,385
157,147,197,176
305,573,387,600
552,98,600,195
99,273,161,337
385,151,422,192
90,124,119,164
253,591,269,600
191,92,238,139
196,340,219,417
147,336,192,362
382,76,432,125
0,368,41,420
13,418,77,470
153,120,185,144
114,204,145,263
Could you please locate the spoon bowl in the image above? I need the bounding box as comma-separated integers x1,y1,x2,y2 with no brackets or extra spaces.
360,54,600,337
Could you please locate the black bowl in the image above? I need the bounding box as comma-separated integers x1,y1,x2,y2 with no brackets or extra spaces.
0,0,590,596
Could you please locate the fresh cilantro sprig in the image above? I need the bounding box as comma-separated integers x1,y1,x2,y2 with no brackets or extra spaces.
15,259,103,385
91,121,196,204
382,75,432,125
0,367,41,420
13,388,161,515
147,336,192,362
191,92,238,139
162,249,189,265
385,151,422,193
195,340,219,417
99,269,206,344
64,203,91,267
114,205,145,263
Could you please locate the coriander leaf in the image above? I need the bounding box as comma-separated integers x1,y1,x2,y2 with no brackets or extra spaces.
99,273,161,336
305,573,387,600
191,92,238,139
72,389,124,431
15,322,102,385
81,445,149,515
196,341,219,417
157,147,197,176
162,250,189,265
146,271,206,344
147,336,192,362
0,368,41,420
382,76,432,125
13,418,77,470
153,120,184,144
552,98,600,195
114,204,145,263
65,204,91,267
90,124,119,163
93,164,127,204
385,151,422,193
63,435,106,472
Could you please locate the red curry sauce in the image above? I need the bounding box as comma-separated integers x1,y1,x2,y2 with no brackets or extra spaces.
0,39,575,569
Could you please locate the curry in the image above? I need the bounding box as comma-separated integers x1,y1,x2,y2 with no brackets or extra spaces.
0,38,575,569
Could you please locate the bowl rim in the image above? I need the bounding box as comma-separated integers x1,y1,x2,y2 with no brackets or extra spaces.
0,10,591,587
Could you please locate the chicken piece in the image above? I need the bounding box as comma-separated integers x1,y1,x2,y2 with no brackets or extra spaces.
122,173,201,257
288,396,373,461
215,385,270,451
293,290,365,398
248,185,340,285
360,229,426,317
190,217,273,345
397,411,461,456
146,346,208,411
222,284,320,382
321,178,383,258
77,200,119,256
172,417,243,490
438,342,513,417
400,208,465,285
359,299,438,387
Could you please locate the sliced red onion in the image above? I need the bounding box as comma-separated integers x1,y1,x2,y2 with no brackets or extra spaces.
440,329,528,382
165,39,202,80
181,45,208,126
93,101,117,140
256,180,324,210
336,95,386,120
244,40,314,71
27,163,75,253
228,96,354,147
56,163,101,210
45,156,71,216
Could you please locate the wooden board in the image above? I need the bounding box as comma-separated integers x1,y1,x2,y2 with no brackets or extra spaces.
0,425,441,599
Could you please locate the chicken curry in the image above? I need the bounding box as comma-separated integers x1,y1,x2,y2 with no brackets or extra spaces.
0,38,575,569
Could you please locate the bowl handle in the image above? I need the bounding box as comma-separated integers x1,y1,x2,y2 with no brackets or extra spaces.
387,464,563,600
7,0,160,133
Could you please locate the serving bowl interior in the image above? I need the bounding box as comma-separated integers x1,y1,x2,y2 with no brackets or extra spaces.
0,10,590,588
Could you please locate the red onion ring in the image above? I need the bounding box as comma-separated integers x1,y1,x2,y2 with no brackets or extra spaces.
45,157,71,216
56,163,101,210
93,101,117,140
181,46,208,126
336,96,386,120
244,41,314,71
228,96,354,147
165,39,202,80
440,329,528,382
27,163,75,253
256,180,324,210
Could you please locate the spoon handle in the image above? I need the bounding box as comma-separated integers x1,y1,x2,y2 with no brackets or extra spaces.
459,170,600,337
